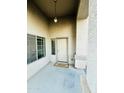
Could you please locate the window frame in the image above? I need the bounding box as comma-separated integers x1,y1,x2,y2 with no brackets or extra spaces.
51,38,56,55
37,36,46,59
27,34,46,64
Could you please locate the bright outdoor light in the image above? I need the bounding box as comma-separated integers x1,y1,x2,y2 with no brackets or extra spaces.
53,0,58,23
54,17,58,23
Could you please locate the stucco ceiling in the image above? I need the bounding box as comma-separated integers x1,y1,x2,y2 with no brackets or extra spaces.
31,0,80,18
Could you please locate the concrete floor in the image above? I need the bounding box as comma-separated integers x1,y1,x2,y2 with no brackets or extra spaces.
27,63,85,93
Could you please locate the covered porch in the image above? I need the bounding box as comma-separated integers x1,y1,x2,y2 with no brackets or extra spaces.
27,0,93,93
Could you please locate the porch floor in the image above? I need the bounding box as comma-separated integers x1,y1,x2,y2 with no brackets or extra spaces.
27,63,85,93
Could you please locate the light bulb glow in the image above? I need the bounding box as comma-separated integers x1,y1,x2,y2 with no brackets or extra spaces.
54,17,58,23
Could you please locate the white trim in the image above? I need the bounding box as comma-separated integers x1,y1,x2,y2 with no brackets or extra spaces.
36,36,38,60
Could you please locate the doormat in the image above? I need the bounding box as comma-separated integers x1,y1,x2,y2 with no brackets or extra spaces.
54,62,69,68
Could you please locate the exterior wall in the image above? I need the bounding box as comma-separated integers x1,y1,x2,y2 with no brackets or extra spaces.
49,18,76,64
87,0,97,93
75,0,97,93
27,4,50,80
75,18,88,69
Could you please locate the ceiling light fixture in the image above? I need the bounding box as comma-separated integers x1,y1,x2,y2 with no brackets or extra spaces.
54,0,58,23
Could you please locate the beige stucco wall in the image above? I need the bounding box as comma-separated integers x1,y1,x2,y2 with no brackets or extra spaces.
49,17,76,64
87,0,97,93
75,18,88,68
75,0,97,93
27,3,50,80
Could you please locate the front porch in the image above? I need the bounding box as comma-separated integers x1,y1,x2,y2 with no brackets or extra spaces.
28,62,90,93
27,0,92,93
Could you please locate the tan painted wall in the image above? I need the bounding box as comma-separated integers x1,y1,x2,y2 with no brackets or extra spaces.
49,18,76,64
27,4,50,80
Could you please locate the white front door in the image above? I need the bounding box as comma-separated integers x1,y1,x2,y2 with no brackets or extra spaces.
57,38,68,62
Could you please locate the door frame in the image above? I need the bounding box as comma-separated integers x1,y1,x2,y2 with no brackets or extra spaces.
56,37,68,63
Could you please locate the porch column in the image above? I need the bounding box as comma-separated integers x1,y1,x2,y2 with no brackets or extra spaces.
75,19,88,69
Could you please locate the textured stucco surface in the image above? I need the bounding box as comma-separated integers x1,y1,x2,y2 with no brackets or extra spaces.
87,0,97,93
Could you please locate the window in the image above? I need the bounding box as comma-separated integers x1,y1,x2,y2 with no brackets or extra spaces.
37,36,46,59
27,34,46,64
51,39,56,55
27,34,37,64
